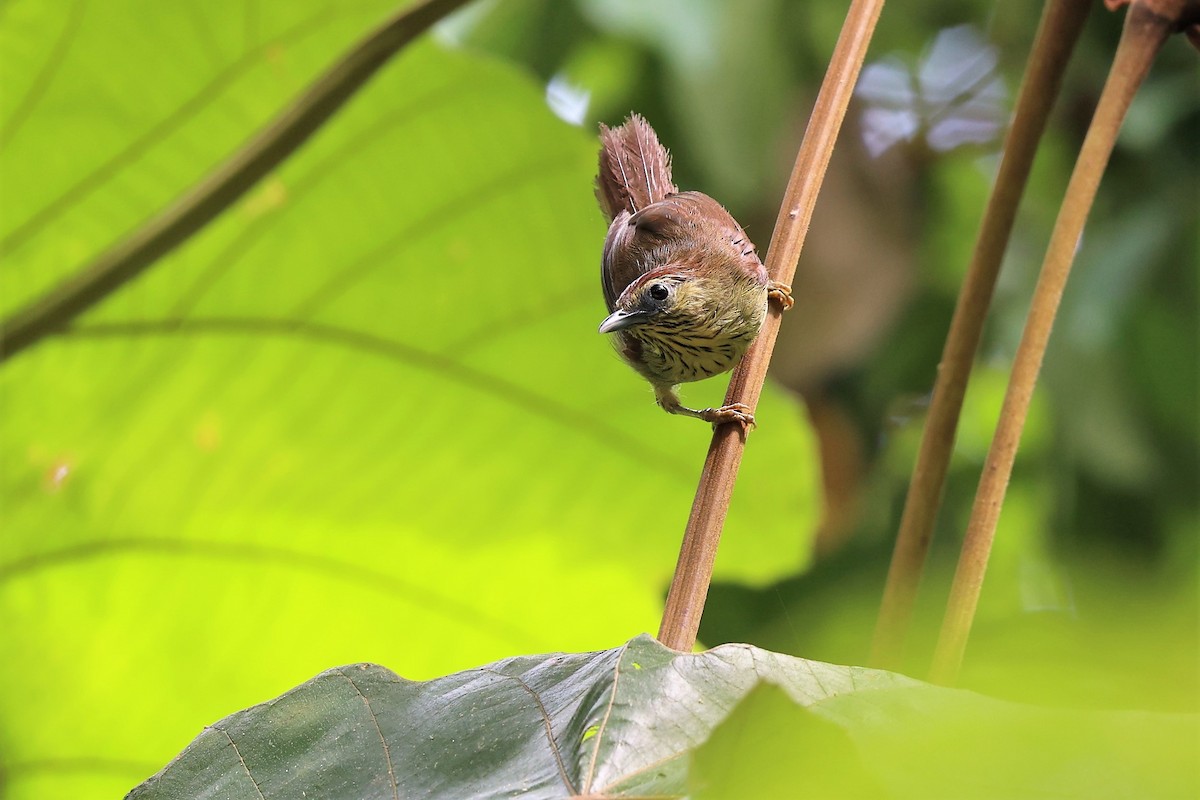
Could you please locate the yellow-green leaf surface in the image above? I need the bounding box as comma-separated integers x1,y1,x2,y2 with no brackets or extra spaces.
0,2,818,797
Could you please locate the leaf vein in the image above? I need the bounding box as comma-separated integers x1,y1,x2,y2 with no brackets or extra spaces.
338,668,400,800
582,640,632,793
0,4,344,256
479,667,578,796
168,75,481,318
0,0,86,150
63,317,691,481
215,726,266,800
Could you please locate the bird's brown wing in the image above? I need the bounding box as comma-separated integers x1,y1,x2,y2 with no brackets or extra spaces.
602,192,763,311
657,192,767,284
601,209,638,311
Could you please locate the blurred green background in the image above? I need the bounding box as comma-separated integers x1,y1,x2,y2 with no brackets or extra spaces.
1,0,1196,797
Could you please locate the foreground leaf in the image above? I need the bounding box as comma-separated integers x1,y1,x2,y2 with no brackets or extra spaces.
128,635,1198,799
127,635,904,798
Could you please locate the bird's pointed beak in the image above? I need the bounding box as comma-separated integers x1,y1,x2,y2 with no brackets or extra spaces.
598,308,650,334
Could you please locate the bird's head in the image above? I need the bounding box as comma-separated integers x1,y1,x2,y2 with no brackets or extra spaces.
598,271,707,334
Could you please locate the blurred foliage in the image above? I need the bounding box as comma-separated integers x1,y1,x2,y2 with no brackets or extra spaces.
1,0,1197,797
693,678,1197,799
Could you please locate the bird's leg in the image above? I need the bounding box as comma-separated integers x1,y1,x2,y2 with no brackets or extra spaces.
654,384,756,431
767,280,794,311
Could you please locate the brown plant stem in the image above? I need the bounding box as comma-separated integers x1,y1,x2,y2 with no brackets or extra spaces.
869,0,1092,670
0,0,472,362
928,0,1179,685
657,0,886,652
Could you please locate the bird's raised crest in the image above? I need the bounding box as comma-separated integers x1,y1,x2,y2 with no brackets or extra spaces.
596,113,678,221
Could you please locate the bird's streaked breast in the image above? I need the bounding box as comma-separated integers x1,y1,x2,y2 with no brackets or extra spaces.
617,303,764,385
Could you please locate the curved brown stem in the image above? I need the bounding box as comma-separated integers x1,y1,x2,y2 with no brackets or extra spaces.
869,0,1092,670
657,0,886,651
0,0,472,362
928,0,1181,685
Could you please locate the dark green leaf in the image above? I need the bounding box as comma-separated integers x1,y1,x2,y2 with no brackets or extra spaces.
127,635,905,798
129,635,1199,799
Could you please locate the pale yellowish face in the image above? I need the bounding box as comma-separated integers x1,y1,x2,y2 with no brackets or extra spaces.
600,272,769,386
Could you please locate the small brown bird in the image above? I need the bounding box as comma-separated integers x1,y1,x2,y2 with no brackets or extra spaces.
596,114,792,429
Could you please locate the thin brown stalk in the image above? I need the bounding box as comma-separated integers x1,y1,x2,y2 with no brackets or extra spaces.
0,0,473,362
928,0,1182,685
657,0,886,652
869,0,1092,670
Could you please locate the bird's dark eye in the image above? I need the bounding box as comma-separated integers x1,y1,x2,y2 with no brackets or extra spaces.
648,283,669,301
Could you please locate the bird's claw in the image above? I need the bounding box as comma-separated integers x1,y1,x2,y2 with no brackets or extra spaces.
702,402,756,432
768,281,794,311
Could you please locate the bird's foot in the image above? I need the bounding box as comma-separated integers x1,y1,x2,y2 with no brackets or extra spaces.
655,386,757,432
768,280,794,311
699,403,756,432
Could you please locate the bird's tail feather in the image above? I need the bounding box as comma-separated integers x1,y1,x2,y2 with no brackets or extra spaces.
595,113,677,221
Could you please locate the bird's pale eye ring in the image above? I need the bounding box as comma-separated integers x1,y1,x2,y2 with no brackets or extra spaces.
648,283,669,301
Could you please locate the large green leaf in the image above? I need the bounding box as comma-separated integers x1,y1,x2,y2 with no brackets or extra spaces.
128,635,1198,799
0,1,818,797
126,635,904,798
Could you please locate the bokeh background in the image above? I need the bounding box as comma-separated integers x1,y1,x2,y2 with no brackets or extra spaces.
1,0,1196,797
